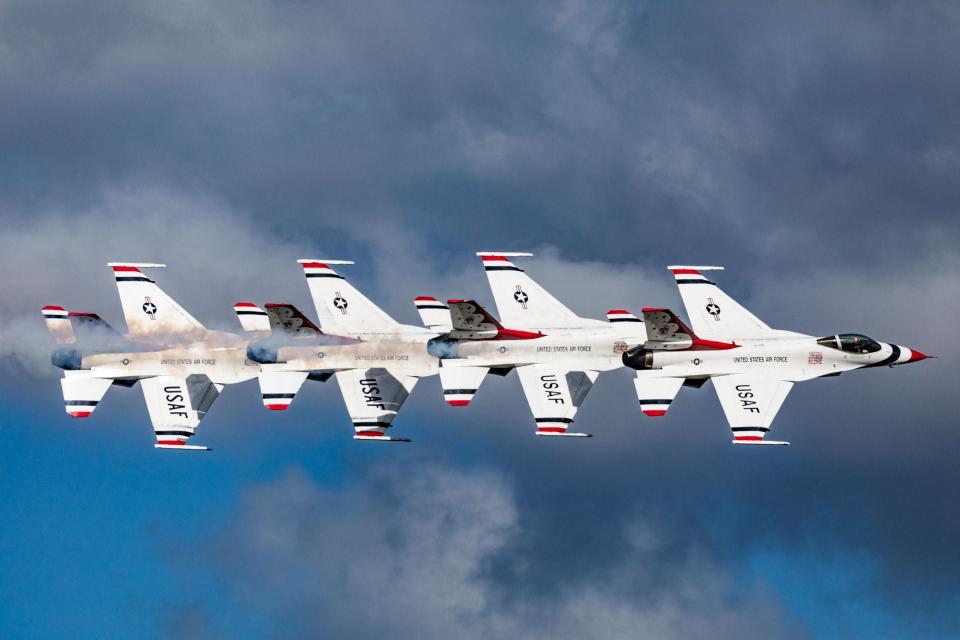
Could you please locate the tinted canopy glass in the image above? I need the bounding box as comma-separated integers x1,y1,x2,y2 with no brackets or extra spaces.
816,335,839,349
816,334,882,354
837,333,882,354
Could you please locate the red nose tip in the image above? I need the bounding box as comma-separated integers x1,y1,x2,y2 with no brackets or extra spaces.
907,348,929,362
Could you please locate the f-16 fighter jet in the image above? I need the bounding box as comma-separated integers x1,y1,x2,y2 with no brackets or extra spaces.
245,260,440,442
42,263,265,450
622,266,930,445
428,253,647,437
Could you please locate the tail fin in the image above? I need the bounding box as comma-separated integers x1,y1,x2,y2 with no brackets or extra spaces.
447,299,544,340
109,263,205,339
668,266,776,340
61,374,112,418
476,252,588,329
42,306,74,344
234,302,271,333
414,297,452,332
299,260,399,335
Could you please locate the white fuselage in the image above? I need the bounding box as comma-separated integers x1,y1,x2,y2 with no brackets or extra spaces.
443,325,640,371
69,330,259,384
265,331,440,377
646,336,908,382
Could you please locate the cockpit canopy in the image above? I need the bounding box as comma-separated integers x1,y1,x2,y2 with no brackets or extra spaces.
816,333,883,354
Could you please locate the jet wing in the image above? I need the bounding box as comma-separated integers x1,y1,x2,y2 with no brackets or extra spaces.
711,375,793,445
334,368,416,441
516,364,598,437
141,374,222,450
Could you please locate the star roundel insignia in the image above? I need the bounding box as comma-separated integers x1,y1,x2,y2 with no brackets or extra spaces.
333,296,348,310
513,290,529,304
142,302,157,315
706,303,721,317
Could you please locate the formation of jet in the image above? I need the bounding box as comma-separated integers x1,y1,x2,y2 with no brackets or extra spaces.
42,257,928,450
621,266,929,445
42,263,259,450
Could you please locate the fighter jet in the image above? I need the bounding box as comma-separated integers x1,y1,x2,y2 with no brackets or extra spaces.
427,253,646,437
42,263,266,450
245,260,440,442
621,266,930,445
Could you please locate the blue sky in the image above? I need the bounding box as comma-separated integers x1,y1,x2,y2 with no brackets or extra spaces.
1,1,959,638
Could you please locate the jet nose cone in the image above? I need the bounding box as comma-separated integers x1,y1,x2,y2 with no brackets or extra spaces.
905,347,930,363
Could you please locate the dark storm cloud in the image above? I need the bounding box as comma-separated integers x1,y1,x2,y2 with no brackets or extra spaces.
2,1,959,266
1,1,959,637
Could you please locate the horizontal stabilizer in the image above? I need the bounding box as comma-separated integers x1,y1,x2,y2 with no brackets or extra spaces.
234,302,271,333
42,306,75,344
258,368,309,410
414,296,452,332
606,309,641,323
633,374,684,417
61,375,113,418
439,364,489,406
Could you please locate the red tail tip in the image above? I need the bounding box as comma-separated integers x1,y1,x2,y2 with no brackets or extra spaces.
265,404,289,411
447,399,470,407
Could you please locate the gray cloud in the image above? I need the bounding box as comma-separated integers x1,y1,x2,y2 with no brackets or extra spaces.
2,1,959,267
201,463,802,640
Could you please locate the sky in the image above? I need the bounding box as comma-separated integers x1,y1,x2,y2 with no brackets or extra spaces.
0,1,958,638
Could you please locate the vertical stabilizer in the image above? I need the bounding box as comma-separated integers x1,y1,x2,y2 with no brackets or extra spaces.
299,260,400,335
476,252,588,329
108,263,206,339
668,266,775,340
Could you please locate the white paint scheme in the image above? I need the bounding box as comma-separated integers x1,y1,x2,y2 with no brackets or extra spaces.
44,264,262,450
624,267,930,445
233,301,271,333
414,296,452,333
247,261,441,441
436,253,647,437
